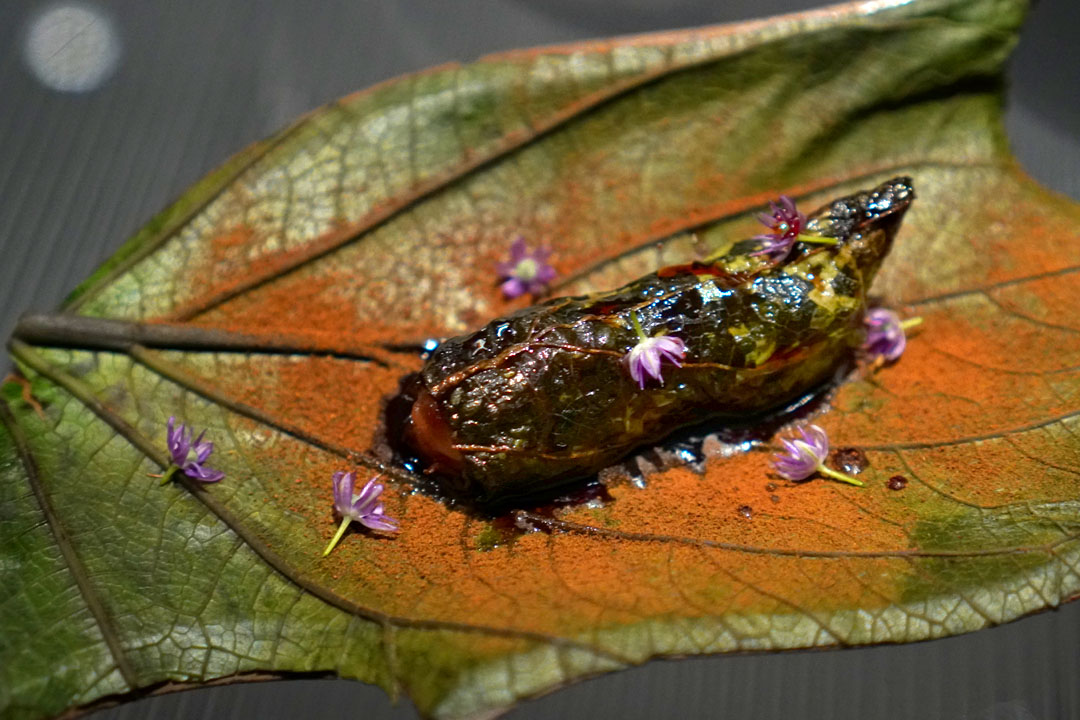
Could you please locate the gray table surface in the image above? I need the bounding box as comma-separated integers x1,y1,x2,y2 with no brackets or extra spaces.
1,0,1078,718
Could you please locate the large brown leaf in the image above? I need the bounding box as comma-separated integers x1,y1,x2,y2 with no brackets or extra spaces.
4,0,1080,718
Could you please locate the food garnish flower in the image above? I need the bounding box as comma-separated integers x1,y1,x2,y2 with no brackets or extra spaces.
323,471,399,556
161,416,224,483
863,308,922,363
497,237,557,298
623,312,686,389
771,424,863,487
751,195,837,259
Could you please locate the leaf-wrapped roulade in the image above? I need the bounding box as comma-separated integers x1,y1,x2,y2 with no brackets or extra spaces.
405,178,914,502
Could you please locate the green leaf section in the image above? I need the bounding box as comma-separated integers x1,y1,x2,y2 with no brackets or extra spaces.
0,383,390,715
0,374,624,719
0,391,122,719
904,500,1080,615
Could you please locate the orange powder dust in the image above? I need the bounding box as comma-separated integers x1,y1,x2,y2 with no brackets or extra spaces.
208,225,258,267
144,275,1074,638
133,165,1080,643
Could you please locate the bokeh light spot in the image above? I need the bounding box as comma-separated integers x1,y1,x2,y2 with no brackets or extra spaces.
23,3,121,93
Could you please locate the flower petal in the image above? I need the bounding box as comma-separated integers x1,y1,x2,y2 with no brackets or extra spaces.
770,424,834,481
495,260,516,277
332,471,354,512
508,236,528,263
625,350,644,388
166,419,192,466
863,309,909,362
351,479,384,515
193,439,214,464
639,345,663,382
182,462,225,483
803,425,829,455
359,512,400,533
501,277,526,298
656,336,686,366
535,264,558,284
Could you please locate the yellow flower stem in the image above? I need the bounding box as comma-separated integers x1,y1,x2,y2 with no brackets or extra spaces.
796,234,838,245
323,517,352,557
159,465,179,486
630,312,646,340
900,317,923,330
817,464,865,487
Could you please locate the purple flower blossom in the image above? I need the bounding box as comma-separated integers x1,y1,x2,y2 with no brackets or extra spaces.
625,334,686,389
750,195,806,258
770,424,863,487
332,471,398,532
863,308,918,363
165,416,224,483
323,471,399,556
496,237,557,298
772,424,829,480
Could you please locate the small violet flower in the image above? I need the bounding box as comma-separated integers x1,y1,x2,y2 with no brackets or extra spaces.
162,416,224,483
863,308,922,363
497,237,557,298
323,471,399,556
623,312,686,389
750,195,836,259
770,424,863,487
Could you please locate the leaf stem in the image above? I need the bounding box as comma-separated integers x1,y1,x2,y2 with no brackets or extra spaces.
900,317,923,330
817,464,864,487
159,465,179,486
797,233,838,246
323,517,352,557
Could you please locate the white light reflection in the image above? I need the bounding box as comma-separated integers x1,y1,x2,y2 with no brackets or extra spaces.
23,2,121,93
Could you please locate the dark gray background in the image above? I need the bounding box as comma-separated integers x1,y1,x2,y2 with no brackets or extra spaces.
1,1,1078,718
